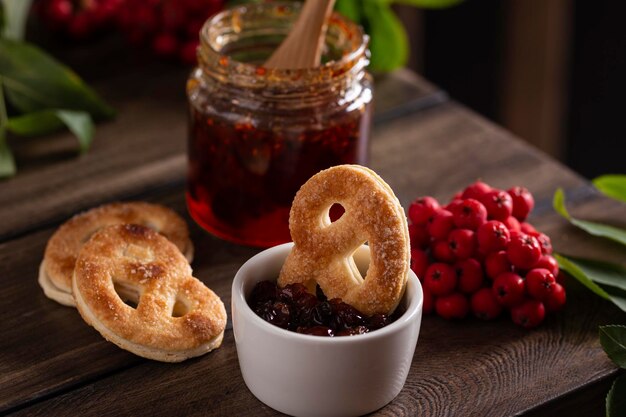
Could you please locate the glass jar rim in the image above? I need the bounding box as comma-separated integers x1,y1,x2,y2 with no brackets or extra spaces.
199,1,369,84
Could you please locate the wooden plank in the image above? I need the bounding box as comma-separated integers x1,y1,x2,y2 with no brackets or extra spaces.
524,375,613,417
371,101,587,208
8,194,624,416
0,192,258,414
373,70,447,124
0,68,442,243
0,226,140,414
3,100,625,415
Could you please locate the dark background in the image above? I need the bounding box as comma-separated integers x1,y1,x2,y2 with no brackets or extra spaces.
27,0,626,180
402,0,625,179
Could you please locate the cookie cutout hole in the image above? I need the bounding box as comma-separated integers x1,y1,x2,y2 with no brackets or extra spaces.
322,203,345,226
350,244,370,284
172,298,189,317
113,281,140,309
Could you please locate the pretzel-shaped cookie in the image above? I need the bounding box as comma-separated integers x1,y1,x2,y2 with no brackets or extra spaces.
73,224,226,362
40,202,194,307
278,165,410,316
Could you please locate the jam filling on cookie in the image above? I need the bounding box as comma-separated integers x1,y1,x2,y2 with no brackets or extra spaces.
248,281,402,337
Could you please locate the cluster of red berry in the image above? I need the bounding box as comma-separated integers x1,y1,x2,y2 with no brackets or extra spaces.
37,0,224,64
37,0,122,39
409,181,566,328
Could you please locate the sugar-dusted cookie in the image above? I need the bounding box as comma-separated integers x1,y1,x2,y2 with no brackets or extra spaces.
279,165,410,315
73,224,226,362
40,202,194,307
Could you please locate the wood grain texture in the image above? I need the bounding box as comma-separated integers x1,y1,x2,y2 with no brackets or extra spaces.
0,192,256,414
524,375,613,417
8,216,623,416
1,63,624,415
0,68,440,243
3,100,625,415
0,69,189,243
370,101,587,209
0,227,142,413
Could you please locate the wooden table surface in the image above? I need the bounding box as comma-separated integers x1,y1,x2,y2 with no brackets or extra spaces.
0,62,624,417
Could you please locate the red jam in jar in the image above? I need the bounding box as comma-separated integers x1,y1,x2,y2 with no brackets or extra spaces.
186,2,373,247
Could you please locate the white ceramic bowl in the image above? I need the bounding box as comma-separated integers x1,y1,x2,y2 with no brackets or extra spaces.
232,243,423,417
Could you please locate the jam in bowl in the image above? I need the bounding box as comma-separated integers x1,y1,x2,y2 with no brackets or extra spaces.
248,280,403,337
231,243,423,417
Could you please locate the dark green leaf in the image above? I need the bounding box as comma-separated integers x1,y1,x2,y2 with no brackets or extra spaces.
1,0,34,40
600,325,626,368
392,0,464,8
335,0,362,22
0,39,115,119
555,254,616,303
553,188,626,247
362,0,408,72
7,109,95,152
568,219,626,247
607,374,626,417
594,175,626,204
0,130,15,178
602,285,626,313
564,257,626,292
6,110,64,136
556,254,626,312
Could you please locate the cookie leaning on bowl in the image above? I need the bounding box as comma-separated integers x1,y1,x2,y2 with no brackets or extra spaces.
73,224,226,362
39,202,194,307
279,164,410,316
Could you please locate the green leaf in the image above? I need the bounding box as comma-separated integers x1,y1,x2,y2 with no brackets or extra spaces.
0,39,115,119
556,254,626,312
0,130,15,178
335,0,362,22
56,110,94,152
564,257,626,292
600,325,626,368
1,0,33,40
555,254,616,303
553,188,571,219
568,219,626,247
6,110,64,136
362,1,408,72
594,175,626,204
607,374,626,417
7,109,95,152
392,0,464,8
553,188,626,247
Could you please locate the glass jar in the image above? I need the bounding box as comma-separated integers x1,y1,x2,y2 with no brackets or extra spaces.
186,2,373,247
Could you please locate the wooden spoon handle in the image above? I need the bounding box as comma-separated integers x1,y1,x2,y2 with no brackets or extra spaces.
264,0,336,69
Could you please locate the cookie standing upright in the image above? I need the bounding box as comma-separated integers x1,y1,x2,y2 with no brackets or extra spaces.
40,202,194,306
279,164,411,316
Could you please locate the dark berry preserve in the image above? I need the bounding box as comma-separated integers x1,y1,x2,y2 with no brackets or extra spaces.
186,4,372,247
248,281,402,337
